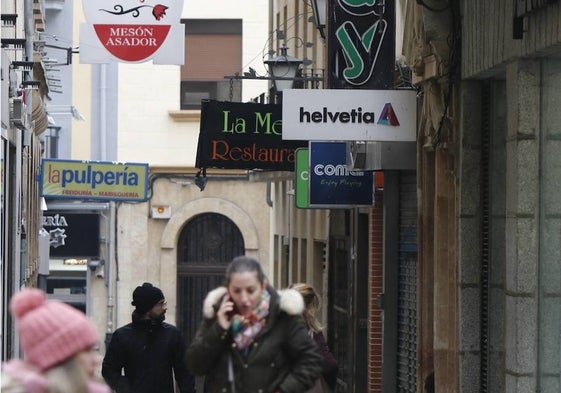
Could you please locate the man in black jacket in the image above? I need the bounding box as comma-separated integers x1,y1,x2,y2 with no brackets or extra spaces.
102,282,195,393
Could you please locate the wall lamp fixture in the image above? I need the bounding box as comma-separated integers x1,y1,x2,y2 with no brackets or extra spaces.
1,14,18,27
194,168,207,191
11,61,34,71
310,0,327,39
224,45,324,97
21,80,41,89
1,38,26,49
87,259,105,272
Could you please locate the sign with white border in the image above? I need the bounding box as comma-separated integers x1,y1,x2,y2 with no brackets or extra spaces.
79,0,185,64
282,89,416,141
41,159,149,202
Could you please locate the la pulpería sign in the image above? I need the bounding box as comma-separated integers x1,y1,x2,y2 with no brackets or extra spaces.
41,159,149,202
195,100,306,171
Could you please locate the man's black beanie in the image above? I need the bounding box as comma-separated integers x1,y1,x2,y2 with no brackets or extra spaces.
132,282,164,314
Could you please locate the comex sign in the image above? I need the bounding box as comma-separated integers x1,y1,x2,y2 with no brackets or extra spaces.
309,142,373,207
313,164,364,176
295,145,373,209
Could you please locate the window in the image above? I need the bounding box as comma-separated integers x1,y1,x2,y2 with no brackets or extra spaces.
181,19,242,109
46,262,87,313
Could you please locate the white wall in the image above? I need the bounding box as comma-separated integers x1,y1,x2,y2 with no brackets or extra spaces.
115,0,269,166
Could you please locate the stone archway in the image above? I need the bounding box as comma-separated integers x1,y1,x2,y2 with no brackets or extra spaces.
157,197,260,336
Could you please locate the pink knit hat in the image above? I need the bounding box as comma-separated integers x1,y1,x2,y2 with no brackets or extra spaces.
10,288,100,370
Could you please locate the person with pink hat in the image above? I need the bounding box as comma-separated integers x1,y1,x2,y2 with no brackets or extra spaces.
1,288,110,393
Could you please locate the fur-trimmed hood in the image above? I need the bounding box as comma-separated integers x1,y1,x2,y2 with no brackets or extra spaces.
188,285,323,393
202,286,304,319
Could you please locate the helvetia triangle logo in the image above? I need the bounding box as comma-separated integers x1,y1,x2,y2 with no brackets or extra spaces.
377,103,400,126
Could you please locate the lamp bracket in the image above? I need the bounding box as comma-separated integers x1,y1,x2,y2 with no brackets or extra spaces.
224,75,323,82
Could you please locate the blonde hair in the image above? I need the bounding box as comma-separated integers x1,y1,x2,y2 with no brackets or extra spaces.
289,283,322,333
1,356,97,393
45,357,90,393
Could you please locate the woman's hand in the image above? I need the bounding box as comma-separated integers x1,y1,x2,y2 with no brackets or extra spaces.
217,294,235,330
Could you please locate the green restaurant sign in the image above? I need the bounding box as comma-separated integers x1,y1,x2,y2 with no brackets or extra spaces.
41,159,149,202
295,148,310,209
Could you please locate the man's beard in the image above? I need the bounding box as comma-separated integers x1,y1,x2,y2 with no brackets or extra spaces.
150,313,165,324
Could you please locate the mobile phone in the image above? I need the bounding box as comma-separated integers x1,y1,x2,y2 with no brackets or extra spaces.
226,308,237,319
225,293,237,319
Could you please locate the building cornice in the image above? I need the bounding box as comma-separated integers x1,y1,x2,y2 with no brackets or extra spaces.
168,110,201,122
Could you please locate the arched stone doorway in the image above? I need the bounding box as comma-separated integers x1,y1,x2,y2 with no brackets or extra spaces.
176,212,245,343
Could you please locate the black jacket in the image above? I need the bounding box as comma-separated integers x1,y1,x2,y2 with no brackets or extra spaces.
312,331,338,389
102,314,195,393
187,285,322,393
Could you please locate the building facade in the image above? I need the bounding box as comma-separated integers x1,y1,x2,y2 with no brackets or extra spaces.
1,0,48,360
34,0,334,378
403,0,561,392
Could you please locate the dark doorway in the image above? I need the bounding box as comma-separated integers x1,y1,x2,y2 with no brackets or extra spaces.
328,210,352,392
328,209,369,393
176,213,245,344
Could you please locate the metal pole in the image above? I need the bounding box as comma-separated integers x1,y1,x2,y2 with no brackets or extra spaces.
100,64,107,160
24,0,33,146
107,201,116,331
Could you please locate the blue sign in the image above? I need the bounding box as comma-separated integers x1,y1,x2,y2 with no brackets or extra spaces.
309,142,373,207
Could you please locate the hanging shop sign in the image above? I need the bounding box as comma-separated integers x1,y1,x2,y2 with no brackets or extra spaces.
328,0,395,89
295,148,310,209
282,89,416,141
41,159,149,202
309,142,373,207
196,100,307,171
79,0,185,64
42,213,100,258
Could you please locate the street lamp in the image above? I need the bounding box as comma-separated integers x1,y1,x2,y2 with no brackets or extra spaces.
263,45,303,92
224,45,323,103
310,0,327,38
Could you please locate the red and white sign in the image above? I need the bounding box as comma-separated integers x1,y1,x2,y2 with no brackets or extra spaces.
79,0,184,64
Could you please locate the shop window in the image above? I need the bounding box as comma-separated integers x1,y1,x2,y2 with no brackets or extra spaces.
46,260,87,312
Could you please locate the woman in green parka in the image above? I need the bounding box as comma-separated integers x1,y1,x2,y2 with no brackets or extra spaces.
186,256,322,393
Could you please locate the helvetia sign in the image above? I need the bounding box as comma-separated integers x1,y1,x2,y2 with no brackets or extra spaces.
282,89,416,142
79,0,185,64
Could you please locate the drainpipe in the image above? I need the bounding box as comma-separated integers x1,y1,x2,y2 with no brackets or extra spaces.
24,0,33,149
266,181,273,207
100,64,107,160
269,0,274,55
104,201,116,348
11,0,36,359
20,0,35,282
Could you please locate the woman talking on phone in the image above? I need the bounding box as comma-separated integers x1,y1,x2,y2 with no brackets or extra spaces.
187,256,322,393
